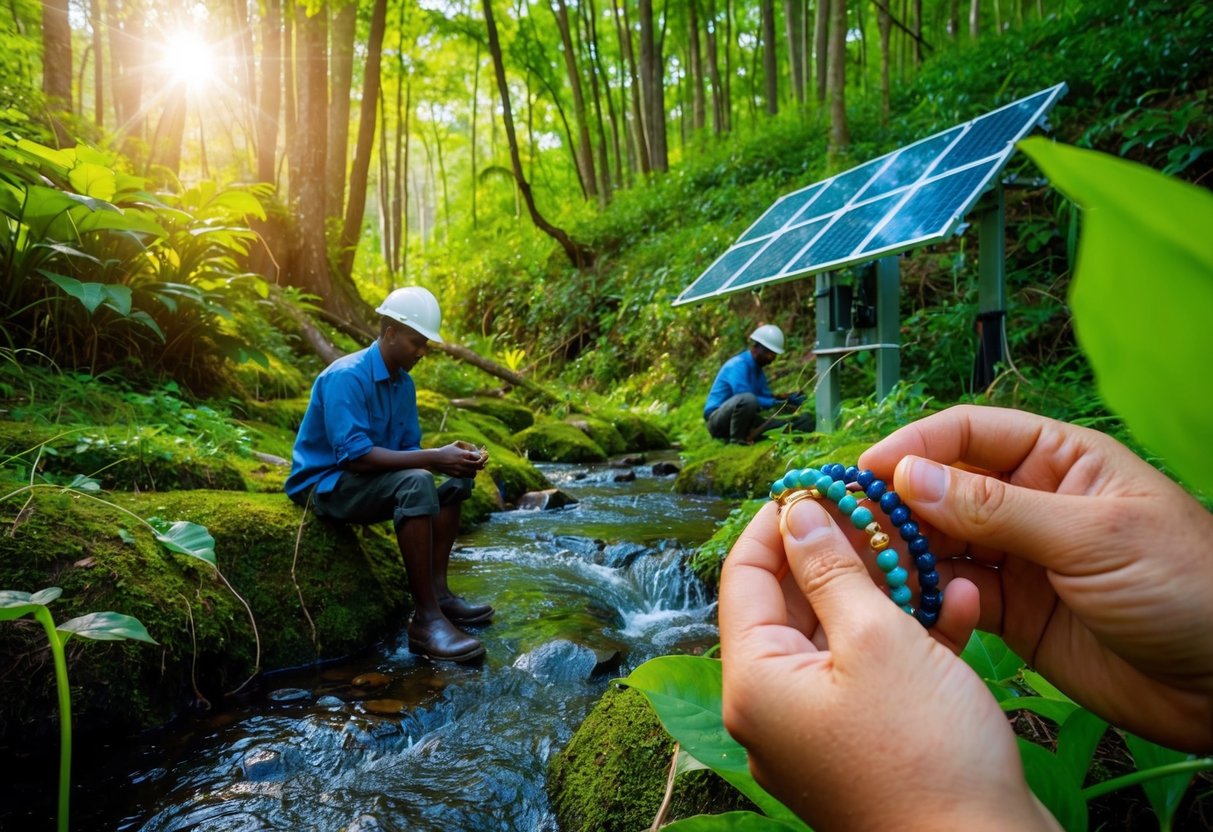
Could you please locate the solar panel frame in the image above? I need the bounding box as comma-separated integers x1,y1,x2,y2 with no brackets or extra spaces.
673,83,1067,306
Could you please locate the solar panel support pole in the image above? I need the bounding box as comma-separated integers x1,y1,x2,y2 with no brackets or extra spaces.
875,256,901,400
975,182,1007,385
815,273,843,433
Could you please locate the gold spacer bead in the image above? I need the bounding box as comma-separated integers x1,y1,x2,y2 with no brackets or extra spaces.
870,532,891,550
865,521,883,536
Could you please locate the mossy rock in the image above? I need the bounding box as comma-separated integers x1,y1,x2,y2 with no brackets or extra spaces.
673,443,784,498
607,410,671,451
0,421,246,492
452,396,535,432
0,486,408,745
417,389,516,450
565,416,627,457
548,685,754,832
514,419,607,463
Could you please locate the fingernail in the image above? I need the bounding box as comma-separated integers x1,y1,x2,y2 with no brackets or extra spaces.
899,457,946,503
784,498,833,543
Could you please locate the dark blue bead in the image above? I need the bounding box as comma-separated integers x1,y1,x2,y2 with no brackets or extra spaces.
880,491,901,513
890,505,911,527
826,463,846,479
919,570,939,589
899,521,920,541
920,589,942,611
908,535,930,555
915,609,939,628
866,479,887,501
914,552,936,571
844,465,859,483
856,470,875,490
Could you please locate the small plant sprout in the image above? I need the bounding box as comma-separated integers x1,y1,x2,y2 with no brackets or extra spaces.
0,588,155,832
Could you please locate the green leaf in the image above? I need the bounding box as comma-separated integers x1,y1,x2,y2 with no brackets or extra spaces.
0,587,62,620
960,631,1025,682
619,656,807,826
147,518,216,567
660,812,808,831
57,611,157,644
1000,695,1079,725
67,162,117,201
1019,138,1213,494
1123,733,1197,829
118,529,136,545
1021,669,1072,702
102,284,133,317
41,272,106,314
128,310,166,341
1056,708,1107,789
1017,739,1088,832
68,474,102,493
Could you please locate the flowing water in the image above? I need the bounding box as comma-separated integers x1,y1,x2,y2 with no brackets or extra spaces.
72,460,729,831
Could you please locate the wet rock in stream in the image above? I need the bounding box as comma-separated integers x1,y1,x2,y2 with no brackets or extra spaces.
241,749,285,781
516,488,579,510
513,640,600,684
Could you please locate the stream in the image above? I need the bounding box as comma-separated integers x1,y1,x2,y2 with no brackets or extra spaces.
72,459,730,831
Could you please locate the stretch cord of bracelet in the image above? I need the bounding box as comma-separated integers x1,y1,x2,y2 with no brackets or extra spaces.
769,462,943,628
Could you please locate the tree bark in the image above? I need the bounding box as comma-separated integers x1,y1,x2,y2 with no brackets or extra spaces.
877,0,891,123
688,0,706,130
784,0,804,105
579,0,613,201
551,0,598,201
326,0,357,221
611,0,650,175
704,0,724,133
814,0,828,103
969,0,980,38
585,0,623,189
638,0,667,171
826,0,848,156
256,0,282,186
337,0,388,279
482,0,594,267
41,0,72,144
291,3,335,303
283,1,300,193
90,0,103,129
471,42,480,227
761,0,778,115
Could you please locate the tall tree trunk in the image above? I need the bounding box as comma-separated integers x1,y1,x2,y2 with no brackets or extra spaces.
760,0,778,115
585,0,623,189
471,43,480,228
110,0,145,153
326,0,357,221
337,0,387,279
638,0,667,171
723,0,733,128
688,0,706,130
232,0,259,158
378,87,393,271
949,0,959,38
482,0,593,267
912,0,922,65
256,0,282,185
551,0,598,201
283,1,300,194
401,80,410,277
611,0,650,175
814,0,828,103
580,0,613,201
293,3,331,294
969,0,979,37
826,0,848,157
41,0,72,144
784,0,804,105
876,0,891,123
704,0,724,134
428,102,451,239
90,0,103,129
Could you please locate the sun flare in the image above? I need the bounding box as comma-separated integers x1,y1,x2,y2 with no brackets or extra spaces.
162,31,217,92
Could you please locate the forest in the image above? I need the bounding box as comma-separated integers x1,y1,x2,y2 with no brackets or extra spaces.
2,0,1212,828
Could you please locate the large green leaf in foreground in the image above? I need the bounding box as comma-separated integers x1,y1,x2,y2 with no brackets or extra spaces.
1019,138,1213,493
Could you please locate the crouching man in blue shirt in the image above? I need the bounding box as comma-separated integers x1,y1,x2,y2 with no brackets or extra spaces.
704,324,814,444
286,286,492,663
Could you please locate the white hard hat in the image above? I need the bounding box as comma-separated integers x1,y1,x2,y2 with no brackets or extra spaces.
375,286,443,343
750,324,785,354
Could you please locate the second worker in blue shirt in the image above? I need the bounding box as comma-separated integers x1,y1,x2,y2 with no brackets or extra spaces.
704,324,815,444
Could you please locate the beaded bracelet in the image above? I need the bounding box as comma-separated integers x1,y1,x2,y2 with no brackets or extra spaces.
769,462,943,628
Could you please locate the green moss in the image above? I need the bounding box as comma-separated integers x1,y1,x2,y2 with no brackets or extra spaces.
607,410,671,451
0,487,407,745
452,395,535,432
237,397,309,431
514,419,607,463
673,443,783,498
548,685,753,832
0,420,246,492
565,415,627,457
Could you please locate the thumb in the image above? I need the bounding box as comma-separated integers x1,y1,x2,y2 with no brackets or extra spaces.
781,497,898,645
893,455,1093,571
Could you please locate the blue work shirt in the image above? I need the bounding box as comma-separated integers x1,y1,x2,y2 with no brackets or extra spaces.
285,342,422,498
704,349,776,418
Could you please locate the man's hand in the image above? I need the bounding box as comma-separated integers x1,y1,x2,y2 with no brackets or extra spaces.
786,391,807,408
432,441,487,477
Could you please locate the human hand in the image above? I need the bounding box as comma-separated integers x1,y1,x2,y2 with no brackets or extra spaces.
432,441,486,477
786,391,807,409
720,499,1058,831
859,404,1213,752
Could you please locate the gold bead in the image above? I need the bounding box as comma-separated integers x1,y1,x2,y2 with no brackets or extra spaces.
870,532,890,550
865,521,882,535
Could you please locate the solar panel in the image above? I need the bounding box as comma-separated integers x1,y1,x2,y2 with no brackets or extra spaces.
674,83,1067,306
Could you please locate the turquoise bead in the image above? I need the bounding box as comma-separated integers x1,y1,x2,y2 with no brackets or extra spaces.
794,469,816,488
875,549,899,572
837,494,857,514
850,506,874,528
900,604,915,615
826,480,847,501
815,474,834,493
804,468,821,482
890,585,912,605
885,566,909,588
772,477,787,495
